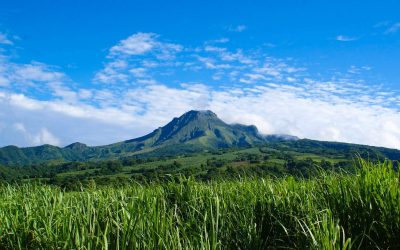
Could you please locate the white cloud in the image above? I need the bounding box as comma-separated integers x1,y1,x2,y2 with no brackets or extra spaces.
209,85,400,149
110,32,157,56
78,89,93,99
0,75,10,86
1,78,400,149
229,25,247,32
0,60,68,92
213,48,256,65
0,92,139,146
9,122,60,146
336,35,358,42
93,60,129,84
286,77,296,83
14,63,64,82
94,32,183,84
385,22,400,34
207,38,230,44
347,65,371,75
109,32,182,58
33,128,61,146
0,32,13,45
240,73,267,84
13,122,26,133
48,82,79,102
129,67,148,78
197,56,232,69
95,33,300,87
1,31,400,151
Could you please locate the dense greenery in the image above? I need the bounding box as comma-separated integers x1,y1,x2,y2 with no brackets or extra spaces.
1,111,399,248
0,160,399,249
0,145,362,189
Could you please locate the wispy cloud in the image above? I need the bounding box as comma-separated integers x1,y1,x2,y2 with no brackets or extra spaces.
109,32,182,58
228,25,247,32
93,60,129,84
11,123,61,146
0,32,13,45
94,32,183,84
207,38,229,44
373,21,400,35
0,59,69,95
385,22,400,34
109,32,157,56
336,35,358,42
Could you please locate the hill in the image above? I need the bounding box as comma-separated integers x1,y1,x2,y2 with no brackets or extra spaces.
0,110,280,165
0,110,399,166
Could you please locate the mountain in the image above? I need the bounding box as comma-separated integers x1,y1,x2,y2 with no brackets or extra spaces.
0,110,279,165
1,110,399,166
122,110,266,148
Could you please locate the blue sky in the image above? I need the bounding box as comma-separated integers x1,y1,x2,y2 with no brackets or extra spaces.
0,0,400,149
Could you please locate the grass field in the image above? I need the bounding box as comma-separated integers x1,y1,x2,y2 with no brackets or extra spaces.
0,159,399,249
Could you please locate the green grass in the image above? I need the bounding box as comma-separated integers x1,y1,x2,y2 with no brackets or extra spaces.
0,159,399,249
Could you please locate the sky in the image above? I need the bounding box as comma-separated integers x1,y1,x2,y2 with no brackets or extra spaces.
0,0,400,149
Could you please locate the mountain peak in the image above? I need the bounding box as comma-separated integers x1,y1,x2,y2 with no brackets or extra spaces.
0,110,303,165
65,142,87,150
166,110,222,128
188,110,216,115
181,110,218,119
127,109,266,150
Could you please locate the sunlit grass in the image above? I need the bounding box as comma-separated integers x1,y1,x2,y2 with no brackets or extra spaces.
0,159,399,249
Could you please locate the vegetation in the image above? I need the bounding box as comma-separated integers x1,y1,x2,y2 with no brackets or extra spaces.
0,159,399,249
0,146,360,189
1,110,399,167
0,110,266,165
0,112,399,248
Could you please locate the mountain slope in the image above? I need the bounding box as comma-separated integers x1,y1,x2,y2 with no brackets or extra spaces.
1,110,399,166
0,110,268,165
125,110,265,147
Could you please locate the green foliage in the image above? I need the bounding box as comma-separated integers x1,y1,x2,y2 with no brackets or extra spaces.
0,144,376,187
0,160,399,249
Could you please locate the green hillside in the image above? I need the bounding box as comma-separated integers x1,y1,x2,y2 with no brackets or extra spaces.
0,110,270,165
0,110,399,168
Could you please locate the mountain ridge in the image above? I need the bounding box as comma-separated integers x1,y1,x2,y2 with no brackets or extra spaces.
0,110,288,165
1,110,399,166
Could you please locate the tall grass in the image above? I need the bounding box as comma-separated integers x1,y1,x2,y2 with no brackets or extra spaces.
0,159,399,249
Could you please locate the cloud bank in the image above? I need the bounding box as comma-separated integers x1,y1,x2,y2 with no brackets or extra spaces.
1,31,400,149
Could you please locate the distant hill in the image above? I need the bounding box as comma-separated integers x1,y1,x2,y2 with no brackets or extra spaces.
0,110,289,165
0,110,399,166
